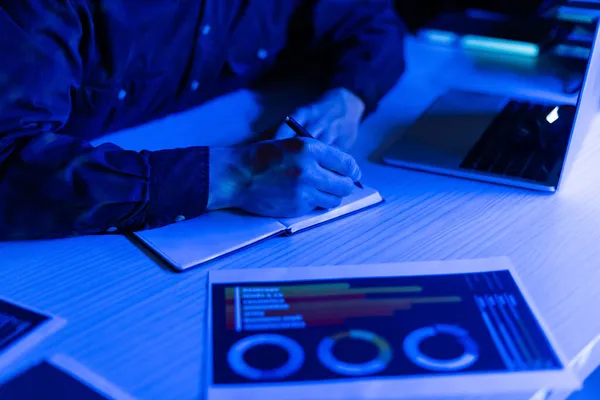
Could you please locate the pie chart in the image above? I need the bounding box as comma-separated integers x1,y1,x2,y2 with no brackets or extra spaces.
227,334,304,380
403,324,479,372
317,329,392,376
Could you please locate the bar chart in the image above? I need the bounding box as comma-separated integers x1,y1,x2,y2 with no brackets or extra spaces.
225,283,462,332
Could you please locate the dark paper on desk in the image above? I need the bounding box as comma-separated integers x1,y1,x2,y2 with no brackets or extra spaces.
0,355,135,400
207,258,580,400
0,362,108,400
0,298,65,370
133,186,382,271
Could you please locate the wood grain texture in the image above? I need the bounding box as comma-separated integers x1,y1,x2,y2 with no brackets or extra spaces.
1,38,600,399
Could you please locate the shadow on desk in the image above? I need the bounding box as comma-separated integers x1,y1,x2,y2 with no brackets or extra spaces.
124,235,174,274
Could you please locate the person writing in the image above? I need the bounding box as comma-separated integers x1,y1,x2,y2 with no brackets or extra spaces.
0,0,406,240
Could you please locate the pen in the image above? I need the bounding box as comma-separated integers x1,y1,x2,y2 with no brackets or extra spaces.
284,116,363,189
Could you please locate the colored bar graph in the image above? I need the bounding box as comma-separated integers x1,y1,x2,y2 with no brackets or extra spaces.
225,284,423,299
225,283,461,331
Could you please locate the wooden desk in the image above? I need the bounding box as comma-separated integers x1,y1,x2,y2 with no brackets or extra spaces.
2,39,600,400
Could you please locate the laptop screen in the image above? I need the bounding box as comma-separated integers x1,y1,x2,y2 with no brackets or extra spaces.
559,19,600,187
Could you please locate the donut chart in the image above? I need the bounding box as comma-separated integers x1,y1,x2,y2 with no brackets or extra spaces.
317,330,392,376
403,324,479,372
227,334,304,380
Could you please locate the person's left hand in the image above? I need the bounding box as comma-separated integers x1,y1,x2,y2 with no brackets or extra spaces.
274,88,365,151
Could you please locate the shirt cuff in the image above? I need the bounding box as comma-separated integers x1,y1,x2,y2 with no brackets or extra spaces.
144,146,210,228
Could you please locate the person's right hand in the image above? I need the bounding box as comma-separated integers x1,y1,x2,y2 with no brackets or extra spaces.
207,138,361,217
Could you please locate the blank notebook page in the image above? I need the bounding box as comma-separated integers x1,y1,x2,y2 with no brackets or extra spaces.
134,212,285,271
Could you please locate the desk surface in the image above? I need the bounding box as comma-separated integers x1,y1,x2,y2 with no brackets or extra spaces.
2,39,600,400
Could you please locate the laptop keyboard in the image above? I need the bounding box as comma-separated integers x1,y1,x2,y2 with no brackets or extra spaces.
460,100,571,183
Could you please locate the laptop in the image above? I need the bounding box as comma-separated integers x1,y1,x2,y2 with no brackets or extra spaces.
383,21,600,192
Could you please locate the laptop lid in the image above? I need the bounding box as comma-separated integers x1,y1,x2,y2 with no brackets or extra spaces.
558,19,600,188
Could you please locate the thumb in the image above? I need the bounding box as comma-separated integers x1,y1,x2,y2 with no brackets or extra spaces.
273,108,310,140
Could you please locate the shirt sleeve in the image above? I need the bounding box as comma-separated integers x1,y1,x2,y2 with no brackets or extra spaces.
0,1,209,240
311,0,407,114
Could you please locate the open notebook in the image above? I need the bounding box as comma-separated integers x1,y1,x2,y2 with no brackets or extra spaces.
133,186,382,271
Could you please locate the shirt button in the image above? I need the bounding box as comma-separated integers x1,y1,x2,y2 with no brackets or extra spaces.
257,49,268,60
174,215,186,223
190,80,199,91
107,227,118,233
201,25,211,35
117,89,127,100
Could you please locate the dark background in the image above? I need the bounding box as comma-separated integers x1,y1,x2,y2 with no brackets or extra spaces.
394,0,551,31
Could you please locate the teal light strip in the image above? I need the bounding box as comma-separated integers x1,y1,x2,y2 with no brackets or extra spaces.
461,35,540,57
419,29,459,45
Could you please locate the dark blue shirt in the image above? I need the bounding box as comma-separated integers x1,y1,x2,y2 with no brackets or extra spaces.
0,0,406,240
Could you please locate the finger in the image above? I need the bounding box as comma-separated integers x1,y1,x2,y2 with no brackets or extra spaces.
306,165,355,197
304,104,343,140
311,142,361,182
273,108,310,140
319,119,342,146
308,189,343,210
333,124,357,151
303,114,330,139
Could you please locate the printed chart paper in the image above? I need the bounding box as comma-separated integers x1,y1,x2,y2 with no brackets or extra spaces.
207,258,580,400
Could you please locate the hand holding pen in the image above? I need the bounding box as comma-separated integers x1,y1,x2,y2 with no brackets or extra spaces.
284,116,363,189
207,116,362,216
